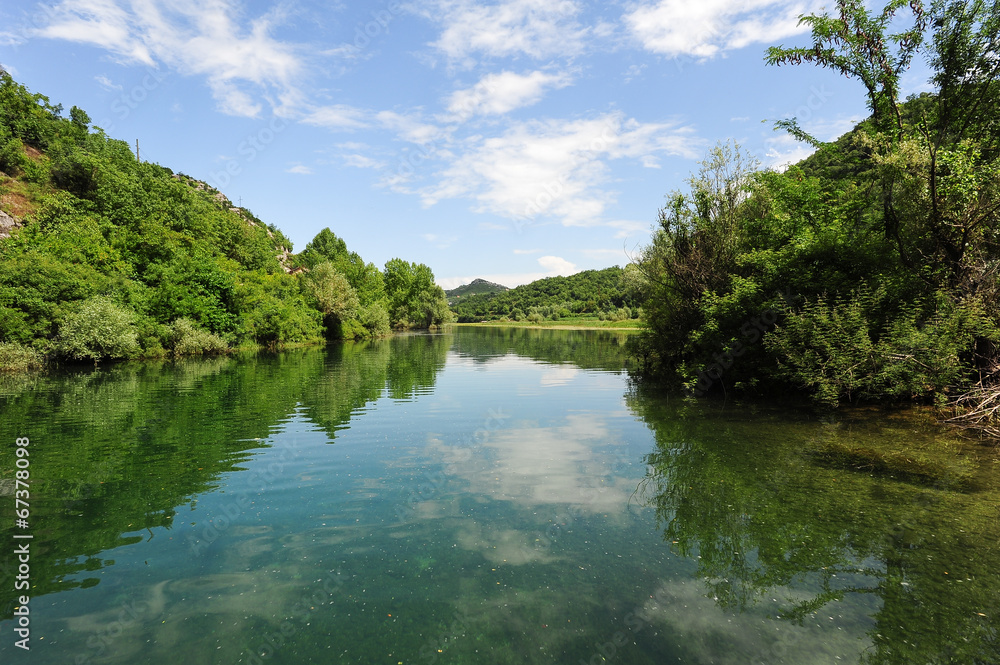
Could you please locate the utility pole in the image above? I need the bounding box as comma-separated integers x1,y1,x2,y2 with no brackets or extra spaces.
135,139,140,163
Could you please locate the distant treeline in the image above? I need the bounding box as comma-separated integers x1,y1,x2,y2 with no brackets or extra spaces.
449,267,641,323
0,72,450,369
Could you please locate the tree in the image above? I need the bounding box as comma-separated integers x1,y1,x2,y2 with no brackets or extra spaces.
383,258,451,328
302,261,360,337
765,0,928,141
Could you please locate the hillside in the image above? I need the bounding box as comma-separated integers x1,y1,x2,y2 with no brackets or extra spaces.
445,278,509,305
450,267,639,323
0,72,450,369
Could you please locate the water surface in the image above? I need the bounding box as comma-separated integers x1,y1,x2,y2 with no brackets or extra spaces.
1,328,998,664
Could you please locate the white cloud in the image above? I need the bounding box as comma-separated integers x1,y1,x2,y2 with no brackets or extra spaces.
422,112,702,227
623,63,646,84
444,70,572,121
513,248,541,255
624,0,821,58
286,164,313,175
537,255,576,274
303,105,368,129
33,0,303,117
418,0,590,62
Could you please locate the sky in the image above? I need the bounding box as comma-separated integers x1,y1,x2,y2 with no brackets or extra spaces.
0,0,935,289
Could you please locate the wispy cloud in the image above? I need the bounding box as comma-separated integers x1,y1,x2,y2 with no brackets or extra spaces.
416,0,591,63
624,0,821,58
33,0,303,117
286,164,313,175
94,73,122,91
302,104,369,129
423,233,459,249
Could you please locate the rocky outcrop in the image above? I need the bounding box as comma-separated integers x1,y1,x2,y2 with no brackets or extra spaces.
0,209,20,239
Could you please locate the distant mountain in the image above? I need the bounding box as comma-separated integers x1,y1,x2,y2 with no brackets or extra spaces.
445,278,510,304
450,267,637,322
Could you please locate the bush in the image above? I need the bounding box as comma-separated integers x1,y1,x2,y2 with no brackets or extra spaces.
169,318,229,356
0,341,44,371
57,296,140,361
358,302,391,337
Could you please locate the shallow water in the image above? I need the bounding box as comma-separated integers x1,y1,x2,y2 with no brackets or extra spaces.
1,328,998,664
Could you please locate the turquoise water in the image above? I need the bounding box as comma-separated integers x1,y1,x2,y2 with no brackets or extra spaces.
1,328,998,664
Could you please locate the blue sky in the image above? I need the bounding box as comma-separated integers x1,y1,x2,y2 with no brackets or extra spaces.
0,0,934,288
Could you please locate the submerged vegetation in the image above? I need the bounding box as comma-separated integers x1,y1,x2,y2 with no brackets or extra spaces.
0,72,450,369
630,0,1000,428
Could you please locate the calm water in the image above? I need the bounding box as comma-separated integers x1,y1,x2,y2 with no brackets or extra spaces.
1,328,998,665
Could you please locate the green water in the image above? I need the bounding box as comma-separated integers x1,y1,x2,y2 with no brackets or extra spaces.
0,328,998,664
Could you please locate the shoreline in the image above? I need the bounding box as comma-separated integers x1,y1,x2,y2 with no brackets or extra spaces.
449,321,644,332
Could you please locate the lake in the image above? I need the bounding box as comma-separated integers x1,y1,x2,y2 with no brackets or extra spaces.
1,327,998,664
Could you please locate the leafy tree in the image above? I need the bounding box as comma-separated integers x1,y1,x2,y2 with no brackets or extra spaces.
302,261,361,338
383,258,451,328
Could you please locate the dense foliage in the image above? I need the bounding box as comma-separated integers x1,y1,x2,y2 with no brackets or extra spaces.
631,0,1000,407
450,267,640,322
0,73,450,366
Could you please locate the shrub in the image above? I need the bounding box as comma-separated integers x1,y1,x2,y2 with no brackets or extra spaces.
57,297,140,361
358,302,391,337
0,341,44,371
169,318,229,356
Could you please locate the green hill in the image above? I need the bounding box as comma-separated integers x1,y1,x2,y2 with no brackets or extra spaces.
450,267,639,323
445,278,509,305
0,72,450,369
